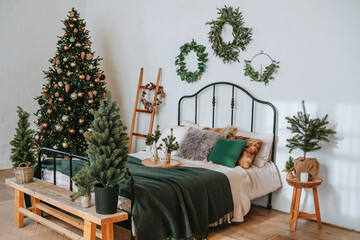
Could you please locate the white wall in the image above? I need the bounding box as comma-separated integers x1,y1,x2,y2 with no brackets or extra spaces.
1,0,359,232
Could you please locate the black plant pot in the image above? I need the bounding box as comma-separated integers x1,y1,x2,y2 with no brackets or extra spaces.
94,183,119,214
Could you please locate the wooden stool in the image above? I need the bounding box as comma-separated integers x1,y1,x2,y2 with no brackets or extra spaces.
286,176,323,231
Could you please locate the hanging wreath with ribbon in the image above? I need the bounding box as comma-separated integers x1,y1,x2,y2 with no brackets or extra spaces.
140,83,166,112
206,6,252,63
175,39,208,83
244,50,280,85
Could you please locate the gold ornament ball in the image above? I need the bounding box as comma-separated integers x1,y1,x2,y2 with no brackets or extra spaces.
62,142,69,148
89,83,94,87
69,24,74,28
66,71,73,76
43,123,48,128
59,97,64,102
70,62,76,67
79,74,85,80
75,42,81,47
47,109,52,115
96,72,101,77
79,119,85,125
69,129,76,134
35,135,40,141
55,124,63,132
64,46,70,51
53,145,58,150
88,99,94,104
92,90,97,96
43,88,49,93
95,78,100,83
77,92,84,98
70,92,78,100
63,57,68,62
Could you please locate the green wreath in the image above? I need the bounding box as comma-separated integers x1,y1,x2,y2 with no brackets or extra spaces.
207,6,252,63
175,40,208,83
244,59,280,85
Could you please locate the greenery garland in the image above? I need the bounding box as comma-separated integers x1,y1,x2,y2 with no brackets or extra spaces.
244,59,280,85
206,6,252,63
175,39,208,83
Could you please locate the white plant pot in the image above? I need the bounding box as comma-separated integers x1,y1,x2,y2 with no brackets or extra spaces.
150,143,158,162
160,152,171,164
81,195,91,208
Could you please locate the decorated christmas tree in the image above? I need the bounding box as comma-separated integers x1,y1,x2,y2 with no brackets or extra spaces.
10,107,37,168
34,8,107,155
87,93,130,188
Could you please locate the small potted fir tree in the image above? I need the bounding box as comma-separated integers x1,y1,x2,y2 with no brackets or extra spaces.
10,107,37,184
87,93,130,214
70,163,94,208
145,125,161,159
160,129,179,164
285,101,336,180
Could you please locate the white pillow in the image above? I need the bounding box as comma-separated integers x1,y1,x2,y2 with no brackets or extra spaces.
236,130,274,168
180,120,201,129
157,126,191,156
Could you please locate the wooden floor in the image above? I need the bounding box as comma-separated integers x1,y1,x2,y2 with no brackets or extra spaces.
1,169,359,240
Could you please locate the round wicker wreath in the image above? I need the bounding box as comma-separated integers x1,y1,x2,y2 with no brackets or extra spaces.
244,59,280,85
206,6,252,63
175,39,208,83
140,83,166,112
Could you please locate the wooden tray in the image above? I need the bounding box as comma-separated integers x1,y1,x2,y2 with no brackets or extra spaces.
141,158,181,168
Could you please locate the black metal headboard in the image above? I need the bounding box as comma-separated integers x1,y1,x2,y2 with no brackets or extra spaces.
178,81,277,163
177,82,277,208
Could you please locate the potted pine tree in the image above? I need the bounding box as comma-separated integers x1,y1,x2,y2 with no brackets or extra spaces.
285,101,336,180
70,163,94,208
10,107,37,184
160,129,179,164
87,93,130,214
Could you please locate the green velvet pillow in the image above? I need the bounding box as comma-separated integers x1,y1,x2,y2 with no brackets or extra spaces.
208,138,247,168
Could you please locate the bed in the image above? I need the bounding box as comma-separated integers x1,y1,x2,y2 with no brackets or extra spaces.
35,82,281,240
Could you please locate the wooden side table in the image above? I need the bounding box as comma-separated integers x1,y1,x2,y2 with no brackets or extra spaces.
286,176,323,231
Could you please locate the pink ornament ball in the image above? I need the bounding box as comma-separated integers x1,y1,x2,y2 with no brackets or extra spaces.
86,75,91,81
86,54,93,60
74,28,78,33
55,92,60,97
55,59,60,65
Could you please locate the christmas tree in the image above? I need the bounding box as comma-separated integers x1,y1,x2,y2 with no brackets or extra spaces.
10,107,37,168
285,100,336,158
34,8,107,156
87,93,130,188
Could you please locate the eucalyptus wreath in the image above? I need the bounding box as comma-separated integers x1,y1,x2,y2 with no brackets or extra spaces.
244,59,280,85
206,6,252,63
175,39,208,83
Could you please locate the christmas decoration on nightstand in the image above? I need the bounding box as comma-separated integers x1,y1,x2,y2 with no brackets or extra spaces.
34,8,107,156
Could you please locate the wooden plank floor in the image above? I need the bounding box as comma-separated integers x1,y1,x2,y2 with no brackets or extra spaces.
1,169,359,240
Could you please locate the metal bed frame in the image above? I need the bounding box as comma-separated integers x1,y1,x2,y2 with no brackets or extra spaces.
178,81,277,209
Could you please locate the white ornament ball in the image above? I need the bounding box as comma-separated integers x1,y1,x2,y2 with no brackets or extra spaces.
70,37,75,43
55,124,63,132
70,92,78,100
57,68,63,74
62,115,69,122
53,145,58,150
63,57,68,62
62,142,69,148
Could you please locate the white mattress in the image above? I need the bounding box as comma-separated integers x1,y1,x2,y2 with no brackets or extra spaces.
42,151,281,223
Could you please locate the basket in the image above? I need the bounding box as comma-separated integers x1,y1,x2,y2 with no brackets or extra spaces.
14,162,34,184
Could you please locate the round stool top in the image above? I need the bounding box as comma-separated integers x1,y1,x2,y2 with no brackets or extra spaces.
286,176,323,188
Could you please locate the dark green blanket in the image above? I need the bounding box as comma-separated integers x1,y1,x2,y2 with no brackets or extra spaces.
37,156,234,240
125,156,233,240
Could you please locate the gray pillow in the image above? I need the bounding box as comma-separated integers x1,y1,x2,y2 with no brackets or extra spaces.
177,128,221,160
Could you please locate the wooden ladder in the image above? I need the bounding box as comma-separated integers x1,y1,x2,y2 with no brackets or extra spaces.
128,68,162,153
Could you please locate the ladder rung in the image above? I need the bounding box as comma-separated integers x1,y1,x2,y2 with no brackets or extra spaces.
136,109,152,113
132,133,147,138
139,85,145,89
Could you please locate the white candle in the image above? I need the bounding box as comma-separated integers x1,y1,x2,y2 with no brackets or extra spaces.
300,172,309,182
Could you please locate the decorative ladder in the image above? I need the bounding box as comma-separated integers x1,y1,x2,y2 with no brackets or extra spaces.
128,68,162,153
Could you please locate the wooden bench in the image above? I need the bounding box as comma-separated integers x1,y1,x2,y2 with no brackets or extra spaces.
5,178,128,240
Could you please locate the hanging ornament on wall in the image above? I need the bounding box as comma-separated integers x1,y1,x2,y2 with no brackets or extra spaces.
244,50,280,85
206,6,253,63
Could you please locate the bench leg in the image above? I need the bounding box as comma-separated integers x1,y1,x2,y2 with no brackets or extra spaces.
289,187,297,221
101,222,114,240
313,187,322,229
291,187,302,231
84,220,96,240
15,189,24,228
30,196,41,216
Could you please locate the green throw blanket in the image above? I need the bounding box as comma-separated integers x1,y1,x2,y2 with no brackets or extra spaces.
36,156,234,240
125,156,233,240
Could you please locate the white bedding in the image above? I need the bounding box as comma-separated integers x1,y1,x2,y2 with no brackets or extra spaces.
42,151,281,223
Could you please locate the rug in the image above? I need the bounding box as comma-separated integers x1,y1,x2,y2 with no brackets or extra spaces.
0,199,131,240
267,234,296,240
